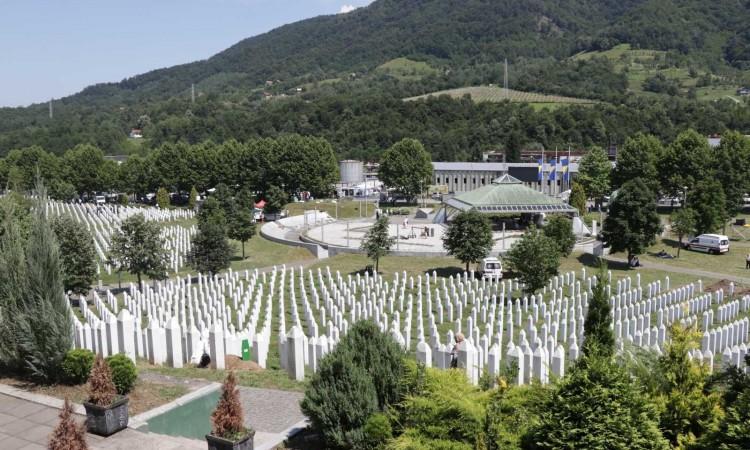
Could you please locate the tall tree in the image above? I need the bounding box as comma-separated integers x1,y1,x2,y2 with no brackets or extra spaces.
543,215,576,257
17,181,73,383
577,146,611,202
505,226,560,294
263,185,288,215
378,138,433,201
658,129,712,197
108,214,168,291
582,262,614,358
569,181,587,217
670,208,696,257
442,210,494,272
0,196,29,372
52,215,96,297
227,204,255,259
603,178,662,263
62,144,107,196
360,216,395,274
711,131,750,219
188,221,235,275
688,179,728,234
611,133,661,192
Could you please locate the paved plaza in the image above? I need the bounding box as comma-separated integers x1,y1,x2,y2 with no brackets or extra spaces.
0,385,305,450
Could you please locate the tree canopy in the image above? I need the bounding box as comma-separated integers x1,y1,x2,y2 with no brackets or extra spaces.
602,178,662,260
505,226,560,294
442,210,494,272
108,214,168,290
378,138,433,200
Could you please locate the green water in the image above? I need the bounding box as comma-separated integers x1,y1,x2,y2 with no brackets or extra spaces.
146,391,220,439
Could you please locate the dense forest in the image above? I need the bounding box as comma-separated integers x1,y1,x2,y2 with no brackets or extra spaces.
1,0,750,159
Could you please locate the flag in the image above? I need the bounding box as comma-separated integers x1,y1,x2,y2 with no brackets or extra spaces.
562,157,569,182
537,158,543,181
548,159,556,181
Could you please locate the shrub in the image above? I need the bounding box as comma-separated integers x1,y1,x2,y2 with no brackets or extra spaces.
486,385,548,450
106,354,137,395
87,355,117,406
61,349,95,385
391,367,490,449
211,372,251,440
48,397,88,450
301,321,405,449
156,187,170,209
361,413,392,449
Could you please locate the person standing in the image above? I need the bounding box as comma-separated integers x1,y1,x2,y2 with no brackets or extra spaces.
745,253,750,269
450,333,465,368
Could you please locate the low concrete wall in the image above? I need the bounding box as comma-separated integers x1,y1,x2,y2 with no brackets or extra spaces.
260,221,325,258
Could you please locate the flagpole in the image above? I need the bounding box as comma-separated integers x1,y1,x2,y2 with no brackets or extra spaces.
567,144,572,191
555,147,558,195
541,148,545,194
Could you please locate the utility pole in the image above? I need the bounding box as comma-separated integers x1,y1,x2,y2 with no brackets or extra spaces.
191,83,195,103
49,99,53,119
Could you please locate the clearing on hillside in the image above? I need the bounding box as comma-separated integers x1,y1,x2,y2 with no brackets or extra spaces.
404,86,596,106
375,57,439,80
572,43,744,101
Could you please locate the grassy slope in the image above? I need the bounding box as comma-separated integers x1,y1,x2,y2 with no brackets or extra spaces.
405,86,597,105
573,43,743,101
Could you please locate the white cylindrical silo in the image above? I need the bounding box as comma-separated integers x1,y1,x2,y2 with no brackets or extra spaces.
339,160,364,184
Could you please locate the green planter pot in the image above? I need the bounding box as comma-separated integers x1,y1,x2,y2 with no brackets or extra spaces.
83,396,129,436
206,430,255,450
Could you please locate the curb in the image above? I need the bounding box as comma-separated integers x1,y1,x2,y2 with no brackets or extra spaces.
0,383,87,415
129,382,221,429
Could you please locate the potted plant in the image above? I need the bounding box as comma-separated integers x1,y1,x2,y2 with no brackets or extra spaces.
83,355,129,436
206,372,255,450
49,397,88,450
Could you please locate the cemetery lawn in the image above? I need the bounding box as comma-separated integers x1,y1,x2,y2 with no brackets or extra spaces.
98,236,314,286
285,199,374,220
141,366,305,392
308,253,465,279
0,377,188,415
609,236,750,283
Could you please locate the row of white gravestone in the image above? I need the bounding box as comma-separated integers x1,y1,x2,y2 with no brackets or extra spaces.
48,201,196,275
71,262,750,385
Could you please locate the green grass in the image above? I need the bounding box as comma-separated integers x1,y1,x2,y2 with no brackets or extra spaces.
405,86,596,105
141,365,305,392
99,235,314,286
376,57,438,80
284,199,375,220
572,43,741,101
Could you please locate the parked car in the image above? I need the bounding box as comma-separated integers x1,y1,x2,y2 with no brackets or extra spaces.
478,257,503,280
683,234,730,254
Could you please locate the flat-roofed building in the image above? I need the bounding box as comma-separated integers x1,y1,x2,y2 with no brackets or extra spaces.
432,161,578,195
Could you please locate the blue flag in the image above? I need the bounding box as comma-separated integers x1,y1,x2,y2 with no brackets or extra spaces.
548,158,556,181
562,158,569,182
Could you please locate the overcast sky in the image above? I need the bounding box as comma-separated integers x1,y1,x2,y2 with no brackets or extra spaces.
0,0,373,107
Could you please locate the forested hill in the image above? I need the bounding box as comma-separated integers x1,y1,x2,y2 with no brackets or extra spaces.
1,0,750,156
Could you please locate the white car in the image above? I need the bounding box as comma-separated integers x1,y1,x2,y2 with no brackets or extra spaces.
479,257,503,280
684,234,729,254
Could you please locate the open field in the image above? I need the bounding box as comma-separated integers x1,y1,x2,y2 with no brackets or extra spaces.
284,199,376,220
405,86,597,105
572,43,743,100
375,57,438,80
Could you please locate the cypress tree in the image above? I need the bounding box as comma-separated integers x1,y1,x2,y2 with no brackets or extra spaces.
17,181,73,383
0,198,28,372
582,261,614,358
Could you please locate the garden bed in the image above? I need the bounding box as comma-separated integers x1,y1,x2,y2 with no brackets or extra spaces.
0,376,189,415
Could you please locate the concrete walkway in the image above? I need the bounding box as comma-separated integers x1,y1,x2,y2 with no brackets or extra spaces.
604,256,750,285
0,384,306,450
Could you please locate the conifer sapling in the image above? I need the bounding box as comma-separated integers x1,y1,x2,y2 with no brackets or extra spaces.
88,355,117,406
48,397,88,450
211,371,250,440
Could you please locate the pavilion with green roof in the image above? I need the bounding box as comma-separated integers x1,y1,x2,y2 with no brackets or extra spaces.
441,174,578,220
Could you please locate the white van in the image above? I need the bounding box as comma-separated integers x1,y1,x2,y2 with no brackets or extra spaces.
684,234,730,254
94,195,106,205
479,257,503,280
